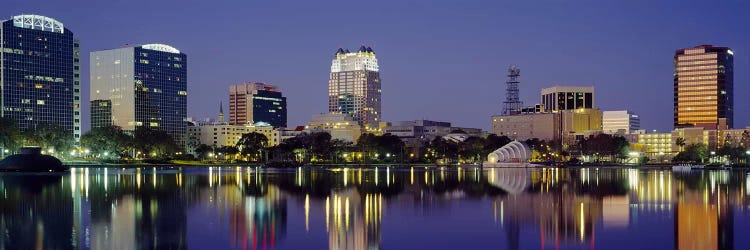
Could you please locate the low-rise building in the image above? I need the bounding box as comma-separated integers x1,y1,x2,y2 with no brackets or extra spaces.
635,126,750,161
186,123,281,149
305,114,362,142
637,132,673,158
491,109,603,142
603,110,640,134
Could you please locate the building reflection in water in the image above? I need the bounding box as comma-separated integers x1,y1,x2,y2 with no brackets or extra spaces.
0,166,749,249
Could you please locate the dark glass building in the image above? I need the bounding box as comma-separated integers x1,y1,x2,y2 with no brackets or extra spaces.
90,99,112,129
0,15,81,141
90,44,187,144
674,45,734,129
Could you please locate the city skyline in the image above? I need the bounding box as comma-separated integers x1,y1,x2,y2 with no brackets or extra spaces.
3,1,750,132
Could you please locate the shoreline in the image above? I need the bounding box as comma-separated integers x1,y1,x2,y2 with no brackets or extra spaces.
62,162,746,170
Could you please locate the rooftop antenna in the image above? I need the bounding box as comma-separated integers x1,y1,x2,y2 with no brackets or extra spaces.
502,65,523,115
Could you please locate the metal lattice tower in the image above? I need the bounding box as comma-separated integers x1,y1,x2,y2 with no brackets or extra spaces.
502,65,523,115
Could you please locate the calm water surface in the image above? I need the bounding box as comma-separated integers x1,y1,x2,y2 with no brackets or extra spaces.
1,166,749,250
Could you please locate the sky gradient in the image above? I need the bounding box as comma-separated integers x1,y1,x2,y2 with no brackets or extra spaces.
4,0,749,132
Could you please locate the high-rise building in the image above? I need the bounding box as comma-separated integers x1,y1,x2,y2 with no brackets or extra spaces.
90,43,187,143
328,45,381,131
0,15,81,141
602,110,640,134
674,45,734,129
540,86,594,112
228,82,287,128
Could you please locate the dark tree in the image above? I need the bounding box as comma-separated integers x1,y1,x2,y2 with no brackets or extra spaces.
236,132,269,161
80,126,132,158
0,117,21,155
672,143,708,163
22,123,75,157
194,144,213,160
133,127,179,158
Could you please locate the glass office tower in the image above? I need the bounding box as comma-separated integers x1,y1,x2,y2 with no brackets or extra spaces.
0,15,81,141
674,45,734,129
328,46,381,131
90,44,187,143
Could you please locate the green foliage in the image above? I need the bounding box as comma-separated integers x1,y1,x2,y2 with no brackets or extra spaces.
133,127,179,158
742,131,750,148
715,144,748,164
0,117,21,153
575,134,630,162
673,143,708,163
21,123,74,156
356,133,405,162
236,132,268,161
427,137,459,164
80,126,132,158
194,144,213,159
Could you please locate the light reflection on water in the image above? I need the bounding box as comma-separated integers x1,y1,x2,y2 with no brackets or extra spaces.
1,167,749,249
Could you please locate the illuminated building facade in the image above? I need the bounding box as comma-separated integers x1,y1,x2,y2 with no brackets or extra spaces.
228,82,286,128
90,43,187,143
541,86,594,112
1,15,81,141
328,46,381,131
491,109,602,141
602,110,640,134
674,45,734,129
305,113,362,142
185,123,281,148
637,132,673,157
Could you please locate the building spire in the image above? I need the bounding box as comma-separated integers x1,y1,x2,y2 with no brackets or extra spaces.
218,101,225,123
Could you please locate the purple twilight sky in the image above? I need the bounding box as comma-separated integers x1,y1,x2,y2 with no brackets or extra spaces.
4,0,750,132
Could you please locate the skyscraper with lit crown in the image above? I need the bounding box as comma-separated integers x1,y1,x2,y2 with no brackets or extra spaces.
0,14,81,141
328,45,381,131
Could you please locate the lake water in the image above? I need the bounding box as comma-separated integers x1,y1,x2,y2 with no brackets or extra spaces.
1,166,749,250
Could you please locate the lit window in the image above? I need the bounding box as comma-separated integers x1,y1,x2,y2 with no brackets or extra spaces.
37,100,45,105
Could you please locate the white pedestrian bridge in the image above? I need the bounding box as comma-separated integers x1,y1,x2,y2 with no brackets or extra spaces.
486,140,532,163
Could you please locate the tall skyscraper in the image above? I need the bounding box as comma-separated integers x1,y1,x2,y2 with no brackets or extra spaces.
0,15,81,141
328,45,381,131
674,45,734,129
228,82,287,128
90,43,187,142
540,86,594,112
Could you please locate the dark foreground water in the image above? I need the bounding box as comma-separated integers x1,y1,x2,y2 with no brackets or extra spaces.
1,166,749,250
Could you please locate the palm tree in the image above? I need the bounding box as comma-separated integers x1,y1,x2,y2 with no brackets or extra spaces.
676,137,686,152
